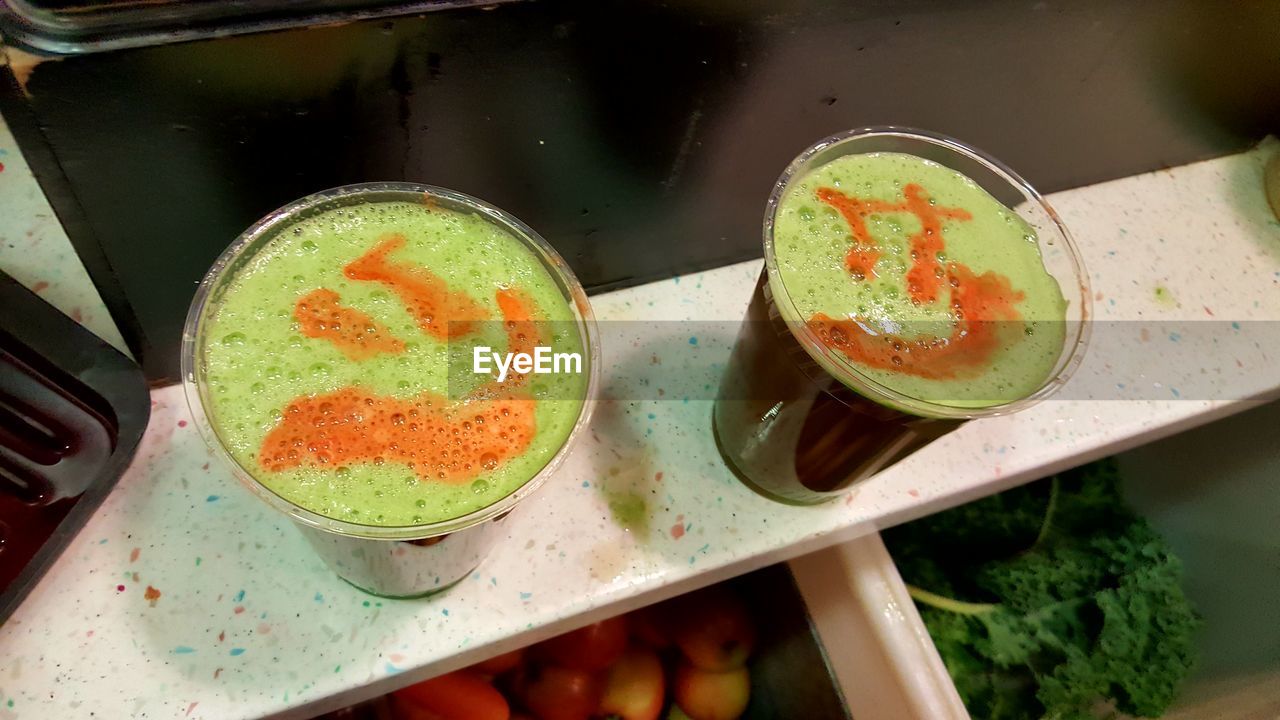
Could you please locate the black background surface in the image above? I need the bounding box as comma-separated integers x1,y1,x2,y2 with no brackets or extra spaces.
2,0,1278,382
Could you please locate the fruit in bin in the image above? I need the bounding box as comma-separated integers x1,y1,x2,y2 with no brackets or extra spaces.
672,588,756,671
392,670,510,720
471,647,525,676
515,664,603,720
673,663,750,720
598,648,665,720
532,616,629,671
628,604,674,649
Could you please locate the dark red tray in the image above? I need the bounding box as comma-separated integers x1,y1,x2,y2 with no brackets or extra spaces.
0,271,149,622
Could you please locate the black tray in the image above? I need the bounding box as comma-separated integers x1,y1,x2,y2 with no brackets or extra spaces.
0,271,149,623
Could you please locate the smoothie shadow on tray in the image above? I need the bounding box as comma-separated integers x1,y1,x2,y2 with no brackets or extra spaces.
183,183,599,598
714,128,1091,505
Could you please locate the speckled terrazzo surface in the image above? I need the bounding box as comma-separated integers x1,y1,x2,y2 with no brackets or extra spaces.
1,115,1278,719
0,119,129,356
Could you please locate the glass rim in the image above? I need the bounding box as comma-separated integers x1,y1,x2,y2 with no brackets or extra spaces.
762,126,1092,419
180,182,600,540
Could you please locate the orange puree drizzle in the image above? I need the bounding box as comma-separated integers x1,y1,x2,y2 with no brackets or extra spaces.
815,188,899,280
258,387,536,483
260,254,546,483
489,288,540,389
344,233,490,340
816,184,971,302
294,288,405,360
900,184,971,304
809,264,1024,380
808,184,1024,379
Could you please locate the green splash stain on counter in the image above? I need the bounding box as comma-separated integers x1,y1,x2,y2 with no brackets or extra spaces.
606,491,649,536
1154,285,1178,307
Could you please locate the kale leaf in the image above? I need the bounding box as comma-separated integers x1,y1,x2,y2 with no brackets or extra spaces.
884,459,1200,719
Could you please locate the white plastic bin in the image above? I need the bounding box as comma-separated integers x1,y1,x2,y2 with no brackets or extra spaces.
793,399,1280,720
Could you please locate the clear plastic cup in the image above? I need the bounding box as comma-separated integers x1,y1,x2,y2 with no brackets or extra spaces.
713,128,1091,504
182,183,599,597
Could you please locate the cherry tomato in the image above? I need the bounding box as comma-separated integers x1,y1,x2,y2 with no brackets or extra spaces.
533,617,628,671
393,670,510,720
471,647,525,676
517,665,603,720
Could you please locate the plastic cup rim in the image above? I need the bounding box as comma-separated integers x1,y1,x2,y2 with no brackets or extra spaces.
761,126,1092,419
180,182,601,540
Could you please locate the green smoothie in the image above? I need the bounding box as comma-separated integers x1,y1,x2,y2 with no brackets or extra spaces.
202,200,587,526
772,152,1067,408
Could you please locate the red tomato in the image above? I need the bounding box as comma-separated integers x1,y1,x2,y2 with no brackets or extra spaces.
393,670,510,720
518,665,603,720
471,647,525,676
533,617,628,671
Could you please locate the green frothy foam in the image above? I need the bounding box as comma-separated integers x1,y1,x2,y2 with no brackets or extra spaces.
772,152,1068,408
202,200,586,527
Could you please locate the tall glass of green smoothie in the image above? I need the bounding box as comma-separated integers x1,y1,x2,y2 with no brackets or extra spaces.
714,128,1090,504
182,183,598,596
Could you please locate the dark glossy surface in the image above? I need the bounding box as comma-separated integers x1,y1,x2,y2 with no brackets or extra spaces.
713,273,962,504
2,0,1277,382
737,563,851,719
0,0,501,54
0,272,149,623
0,342,112,592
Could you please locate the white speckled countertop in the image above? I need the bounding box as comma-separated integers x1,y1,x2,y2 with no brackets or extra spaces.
1,110,1278,720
